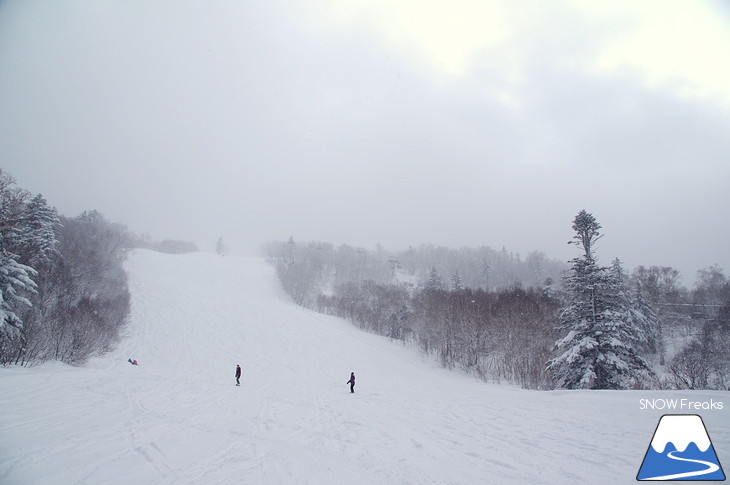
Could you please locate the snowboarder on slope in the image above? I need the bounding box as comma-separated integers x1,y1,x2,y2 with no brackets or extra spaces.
347,372,355,393
235,364,242,386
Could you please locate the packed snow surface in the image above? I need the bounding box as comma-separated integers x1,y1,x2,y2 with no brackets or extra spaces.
1,250,727,484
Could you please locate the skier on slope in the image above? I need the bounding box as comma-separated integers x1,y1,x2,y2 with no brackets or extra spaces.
346,372,355,393
235,364,242,386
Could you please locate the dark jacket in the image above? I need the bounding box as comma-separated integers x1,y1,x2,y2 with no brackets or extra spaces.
235,366,242,378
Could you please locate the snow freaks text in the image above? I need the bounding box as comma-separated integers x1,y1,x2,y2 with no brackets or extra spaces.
639,399,724,411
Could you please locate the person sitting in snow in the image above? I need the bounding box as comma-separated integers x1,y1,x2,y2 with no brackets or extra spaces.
128,358,138,365
347,372,355,393
235,364,242,386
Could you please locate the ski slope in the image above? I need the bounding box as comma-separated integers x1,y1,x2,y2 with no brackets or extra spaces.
1,250,727,484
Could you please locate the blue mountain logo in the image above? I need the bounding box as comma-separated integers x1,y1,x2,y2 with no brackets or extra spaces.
637,414,725,481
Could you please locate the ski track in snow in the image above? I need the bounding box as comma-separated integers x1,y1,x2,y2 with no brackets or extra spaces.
0,250,727,484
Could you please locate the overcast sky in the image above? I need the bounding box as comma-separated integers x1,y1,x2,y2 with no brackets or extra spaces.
1,0,729,283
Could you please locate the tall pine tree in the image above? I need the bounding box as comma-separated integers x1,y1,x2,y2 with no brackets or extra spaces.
629,280,659,355
16,194,61,266
0,172,41,337
547,210,653,389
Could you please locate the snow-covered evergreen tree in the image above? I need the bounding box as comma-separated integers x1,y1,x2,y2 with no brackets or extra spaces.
450,269,464,292
0,251,37,338
0,172,41,338
607,258,650,349
215,237,228,256
542,277,555,299
425,267,442,290
547,211,653,389
284,236,296,267
16,194,60,266
630,281,659,354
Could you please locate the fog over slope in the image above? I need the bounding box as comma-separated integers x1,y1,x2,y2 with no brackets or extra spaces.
1,1,729,279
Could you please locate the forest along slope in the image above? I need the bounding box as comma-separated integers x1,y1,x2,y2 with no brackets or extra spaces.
0,249,728,485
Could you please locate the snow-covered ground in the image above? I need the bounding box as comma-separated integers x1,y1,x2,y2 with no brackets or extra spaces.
1,250,727,484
